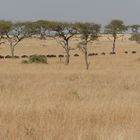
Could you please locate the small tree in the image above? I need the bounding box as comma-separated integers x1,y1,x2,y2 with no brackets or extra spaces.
51,22,78,65
77,22,101,70
129,25,140,43
105,19,127,53
5,21,36,57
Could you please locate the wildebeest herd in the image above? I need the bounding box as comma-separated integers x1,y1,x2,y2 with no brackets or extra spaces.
0,51,137,59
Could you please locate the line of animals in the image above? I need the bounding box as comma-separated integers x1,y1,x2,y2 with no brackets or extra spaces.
0,51,137,59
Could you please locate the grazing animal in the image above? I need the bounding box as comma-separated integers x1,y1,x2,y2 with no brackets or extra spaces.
110,52,116,55
21,55,28,58
88,53,94,56
0,55,4,59
58,54,64,62
88,53,98,56
47,54,57,58
124,51,128,54
101,52,106,55
74,54,79,57
58,54,64,58
5,55,12,59
132,51,136,54
13,56,20,59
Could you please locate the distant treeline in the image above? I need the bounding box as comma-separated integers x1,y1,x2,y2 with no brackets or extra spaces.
0,19,140,69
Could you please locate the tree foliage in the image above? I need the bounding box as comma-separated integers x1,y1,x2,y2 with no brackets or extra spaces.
50,21,78,65
105,19,127,53
76,22,101,69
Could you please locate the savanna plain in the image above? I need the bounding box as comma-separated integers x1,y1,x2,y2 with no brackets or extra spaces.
0,35,140,140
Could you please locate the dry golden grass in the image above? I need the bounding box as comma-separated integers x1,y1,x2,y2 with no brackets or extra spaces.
0,35,140,139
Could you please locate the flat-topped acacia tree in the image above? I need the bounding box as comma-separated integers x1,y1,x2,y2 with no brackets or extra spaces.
105,19,127,53
5,21,36,57
76,22,101,70
50,21,78,65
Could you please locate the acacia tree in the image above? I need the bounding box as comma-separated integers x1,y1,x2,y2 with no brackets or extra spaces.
50,22,78,65
105,19,127,53
5,21,36,57
129,25,140,43
76,22,101,70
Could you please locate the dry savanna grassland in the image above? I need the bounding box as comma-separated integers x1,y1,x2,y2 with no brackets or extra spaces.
0,35,140,140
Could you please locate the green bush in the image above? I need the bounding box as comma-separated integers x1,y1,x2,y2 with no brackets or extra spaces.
29,55,47,64
22,55,47,64
129,33,140,44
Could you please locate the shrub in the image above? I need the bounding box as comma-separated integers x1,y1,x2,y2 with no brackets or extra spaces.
22,55,47,64
29,55,47,64
129,33,140,44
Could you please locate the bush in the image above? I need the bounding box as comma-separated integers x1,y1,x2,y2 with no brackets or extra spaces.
29,55,47,64
22,55,47,64
129,33,140,44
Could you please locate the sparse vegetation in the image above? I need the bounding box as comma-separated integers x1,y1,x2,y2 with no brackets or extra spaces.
29,55,47,63
129,25,140,43
0,19,140,140
22,55,47,64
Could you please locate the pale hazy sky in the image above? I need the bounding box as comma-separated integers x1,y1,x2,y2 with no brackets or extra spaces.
0,0,140,25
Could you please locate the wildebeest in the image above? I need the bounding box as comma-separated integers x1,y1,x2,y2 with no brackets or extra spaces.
88,53,98,56
110,52,116,55
13,56,20,59
132,51,136,54
74,54,79,57
58,54,64,58
5,55,12,59
101,52,106,55
58,54,64,62
0,55,4,59
124,51,128,54
21,55,28,58
47,54,57,58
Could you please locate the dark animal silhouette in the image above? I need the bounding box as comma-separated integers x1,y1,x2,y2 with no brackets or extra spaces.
13,56,20,59
58,54,64,58
74,54,79,57
21,55,28,58
0,55,4,59
58,54,64,62
101,52,106,55
47,54,57,58
88,53,98,56
124,51,128,54
132,51,136,54
5,55,12,59
110,52,116,55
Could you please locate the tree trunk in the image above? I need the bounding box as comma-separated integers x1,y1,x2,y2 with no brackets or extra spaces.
65,40,70,65
65,50,70,65
84,44,89,70
112,35,116,53
10,45,15,58
40,33,45,40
